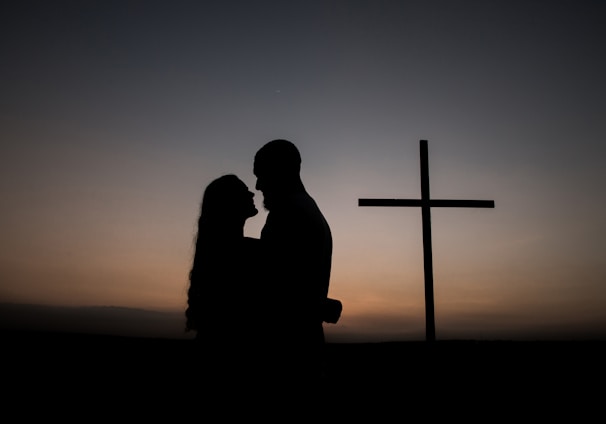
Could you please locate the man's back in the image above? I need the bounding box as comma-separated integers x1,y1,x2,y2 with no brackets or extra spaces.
261,191,332,323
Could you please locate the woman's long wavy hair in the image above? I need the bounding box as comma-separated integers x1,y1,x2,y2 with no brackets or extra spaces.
185,174,250,333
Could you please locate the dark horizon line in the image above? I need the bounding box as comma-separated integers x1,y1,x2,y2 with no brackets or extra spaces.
2,327,606,344
2,302,606,344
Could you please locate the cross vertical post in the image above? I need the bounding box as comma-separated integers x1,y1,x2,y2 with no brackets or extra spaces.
420,140,436,342
358,139,495,342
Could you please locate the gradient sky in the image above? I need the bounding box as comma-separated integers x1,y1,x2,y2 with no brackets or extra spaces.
1,0,605,342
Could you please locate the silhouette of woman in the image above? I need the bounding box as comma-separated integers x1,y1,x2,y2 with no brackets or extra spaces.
185,174,268,379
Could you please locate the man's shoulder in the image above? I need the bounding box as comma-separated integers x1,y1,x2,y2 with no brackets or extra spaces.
289,192,324,212
242,236,262,250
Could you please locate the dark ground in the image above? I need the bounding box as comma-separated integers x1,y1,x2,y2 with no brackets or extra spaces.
3,330,604,419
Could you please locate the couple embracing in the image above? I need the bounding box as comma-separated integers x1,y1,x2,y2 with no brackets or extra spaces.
185,139,341,385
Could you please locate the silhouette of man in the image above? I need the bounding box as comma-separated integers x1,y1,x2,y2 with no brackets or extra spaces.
254,139,333,384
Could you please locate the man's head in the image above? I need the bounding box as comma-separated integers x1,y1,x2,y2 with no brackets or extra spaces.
254,139,303,210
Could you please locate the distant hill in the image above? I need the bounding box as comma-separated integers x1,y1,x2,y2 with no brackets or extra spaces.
0,302,192,340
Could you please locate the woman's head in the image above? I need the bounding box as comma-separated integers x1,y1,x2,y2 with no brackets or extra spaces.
200,174,258,224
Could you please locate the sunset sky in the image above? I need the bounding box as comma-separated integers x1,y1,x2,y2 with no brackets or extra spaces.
1,0,605,342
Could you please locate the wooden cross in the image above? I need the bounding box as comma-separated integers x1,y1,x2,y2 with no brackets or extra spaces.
358,139,495,342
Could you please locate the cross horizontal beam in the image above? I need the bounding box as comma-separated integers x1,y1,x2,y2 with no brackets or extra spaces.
359,199,495,208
